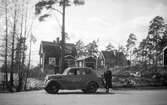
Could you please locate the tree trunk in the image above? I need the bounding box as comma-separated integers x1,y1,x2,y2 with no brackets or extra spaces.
9,2,17,92
4,0,8,90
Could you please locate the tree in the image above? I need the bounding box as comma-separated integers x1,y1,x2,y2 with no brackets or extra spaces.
35,0,85,73
24,34,37,90
126,33,137,65
147,16,165,64
85,40,99,57
105,42,115,51
0,0,10,89
15,0,35,91
75,40,86,57
0,0,35,91
0,0,19,90
132,47,139,65
138,39,148,64
136,16,167,65
118,45,126,56
158,24,167,51
9,0,17,92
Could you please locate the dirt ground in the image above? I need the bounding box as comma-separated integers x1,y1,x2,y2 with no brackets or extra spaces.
0,89,167,105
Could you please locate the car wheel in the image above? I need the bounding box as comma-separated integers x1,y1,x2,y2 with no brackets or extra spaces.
86,82,98,93
45,82,60,94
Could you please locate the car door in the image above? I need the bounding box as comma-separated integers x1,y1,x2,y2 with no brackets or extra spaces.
73,68,87,89
73,68,84,89
62,68,81,89
76,68,91,88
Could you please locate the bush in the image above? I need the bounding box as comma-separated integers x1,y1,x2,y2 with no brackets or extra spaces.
112,65,167,87
26,78,44,90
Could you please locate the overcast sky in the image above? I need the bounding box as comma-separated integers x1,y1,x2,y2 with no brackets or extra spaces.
31,0,167,65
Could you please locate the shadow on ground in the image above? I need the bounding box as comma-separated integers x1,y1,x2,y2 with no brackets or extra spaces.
55,92,115,95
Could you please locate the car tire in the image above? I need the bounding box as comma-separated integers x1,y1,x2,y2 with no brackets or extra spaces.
86,82,98,93
45,81,60,94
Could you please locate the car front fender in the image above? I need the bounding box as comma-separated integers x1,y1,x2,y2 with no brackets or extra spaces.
45,79,62,88
97,78,105,88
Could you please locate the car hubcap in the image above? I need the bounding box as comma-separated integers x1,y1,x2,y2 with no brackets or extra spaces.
51,85,58,91
88,82,97,92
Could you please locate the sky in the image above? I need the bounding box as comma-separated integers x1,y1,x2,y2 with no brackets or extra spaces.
31,0,167,66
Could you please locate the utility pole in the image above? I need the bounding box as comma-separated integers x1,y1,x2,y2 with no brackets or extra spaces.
60,0,66,73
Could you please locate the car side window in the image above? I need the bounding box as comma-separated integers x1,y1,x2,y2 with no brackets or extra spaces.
68,68,91,75
78,69,86,75
79,68,91,75
85,69,91,74
68,69,77,75
82,71,86,75
76,69,81,75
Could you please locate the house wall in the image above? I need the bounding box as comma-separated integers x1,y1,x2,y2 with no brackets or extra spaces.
39,41,77,74
76,57,97,69
76,61,84,67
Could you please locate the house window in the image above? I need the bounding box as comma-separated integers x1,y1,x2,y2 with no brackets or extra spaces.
49,57,56,65
79,62,82,67
101,60,104,65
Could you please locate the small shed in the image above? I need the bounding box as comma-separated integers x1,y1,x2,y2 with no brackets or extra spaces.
76,56,97,69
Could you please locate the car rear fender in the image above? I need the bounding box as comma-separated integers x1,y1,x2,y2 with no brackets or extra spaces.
86,81,99,88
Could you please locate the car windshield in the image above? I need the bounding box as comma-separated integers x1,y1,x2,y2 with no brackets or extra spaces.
95,71,102,78
62,68,71,75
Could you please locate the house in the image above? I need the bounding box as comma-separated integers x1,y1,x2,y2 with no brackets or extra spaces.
75,50,128,71
97,50,128,69
39,40,77,74
163,46,167,66
75,56,97,69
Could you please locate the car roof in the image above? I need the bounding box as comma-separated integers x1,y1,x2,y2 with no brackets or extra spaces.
67,67,93,70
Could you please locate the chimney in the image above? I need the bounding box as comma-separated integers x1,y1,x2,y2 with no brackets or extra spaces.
57,37,59,44
53,40,56,43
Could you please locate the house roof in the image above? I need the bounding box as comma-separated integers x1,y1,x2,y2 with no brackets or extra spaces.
39,41,77,57
101,51,125,58
65,55,76,60
76,56,96,61
101,50,128,66
101,51,115,59
39,41,60,57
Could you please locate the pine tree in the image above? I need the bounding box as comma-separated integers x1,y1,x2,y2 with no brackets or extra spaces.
126,33,137,65
105,43,115,51
147,16,165,65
